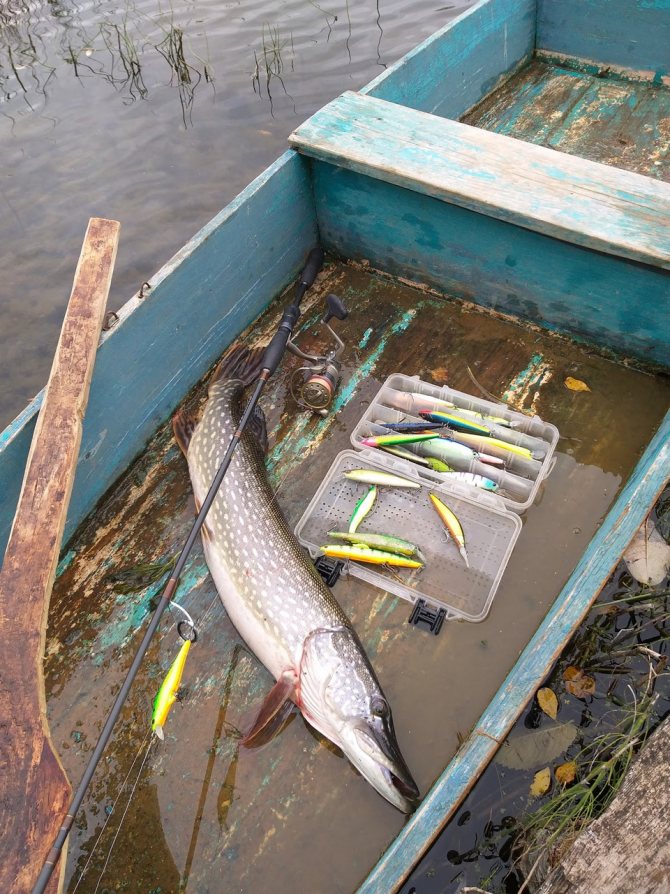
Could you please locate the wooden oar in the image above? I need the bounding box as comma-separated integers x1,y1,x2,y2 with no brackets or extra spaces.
0,218,120,894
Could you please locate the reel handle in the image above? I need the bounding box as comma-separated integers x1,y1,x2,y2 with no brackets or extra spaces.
322,293,348,325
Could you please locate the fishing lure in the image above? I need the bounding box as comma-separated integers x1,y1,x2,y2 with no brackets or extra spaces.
386,391,515,428
378,421,444,433
328,531,423,559
344,469,420,489
425,457,453,472
378,444,432,467
444,471,498,492
321,544,423,569
152,638,191,740
429,493,469,567
349,485,377,533
447,431,534,460
360,433,440,448
419,410,491,437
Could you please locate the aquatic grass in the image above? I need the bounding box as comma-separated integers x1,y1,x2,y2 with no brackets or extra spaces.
251,22,295,116
106,554,176,594
517,684,660,868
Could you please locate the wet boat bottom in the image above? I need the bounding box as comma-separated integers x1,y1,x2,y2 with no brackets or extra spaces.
46,260,670,894
463,56,670,181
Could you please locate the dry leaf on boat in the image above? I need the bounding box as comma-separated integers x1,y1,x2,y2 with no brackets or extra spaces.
430,366,449,383
623,518,670,586
563,666,596,699
564,376,591,392
555,761,577,785
530,767,551,797
537,687,558,720
494,722,578,771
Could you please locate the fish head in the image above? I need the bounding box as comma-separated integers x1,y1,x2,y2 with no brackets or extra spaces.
338,692,420,813
300,628,420,813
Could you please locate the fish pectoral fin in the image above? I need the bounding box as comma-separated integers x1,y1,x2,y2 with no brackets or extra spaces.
173,408,198,456
241,673,296,749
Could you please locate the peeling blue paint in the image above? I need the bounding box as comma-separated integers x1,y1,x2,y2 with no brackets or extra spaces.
56,549,76,578
358,327,373,349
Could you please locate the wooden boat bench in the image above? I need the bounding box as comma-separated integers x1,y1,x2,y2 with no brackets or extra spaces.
290,90,670,272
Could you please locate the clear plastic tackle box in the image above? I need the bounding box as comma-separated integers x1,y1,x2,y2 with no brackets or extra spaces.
295,375,559,622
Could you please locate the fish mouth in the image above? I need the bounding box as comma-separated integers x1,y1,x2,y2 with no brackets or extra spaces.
346,719,420,813
382,766,421,812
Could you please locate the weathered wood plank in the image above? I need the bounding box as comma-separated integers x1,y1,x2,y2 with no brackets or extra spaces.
537,0,670,76
0,151,318,561
362,0,536,120
290,91,670,270
311,163,670,367
464,59,670,181
0,218,120,894
537,716,670,894
357,407,670,894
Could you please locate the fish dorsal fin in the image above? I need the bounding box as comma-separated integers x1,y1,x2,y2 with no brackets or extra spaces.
241,672,296,748
173,408,198,456
247,406,268,455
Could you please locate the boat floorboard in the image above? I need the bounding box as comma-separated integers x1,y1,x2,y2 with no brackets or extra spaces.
45,261,670,894
463,57,670,181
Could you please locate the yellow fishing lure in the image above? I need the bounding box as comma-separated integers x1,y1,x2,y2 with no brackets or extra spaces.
152,639,191,740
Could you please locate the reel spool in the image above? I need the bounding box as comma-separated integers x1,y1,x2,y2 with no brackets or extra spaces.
288,293,348,416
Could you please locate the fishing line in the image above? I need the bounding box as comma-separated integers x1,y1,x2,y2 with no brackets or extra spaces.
71,728,153,893
91,736,156,894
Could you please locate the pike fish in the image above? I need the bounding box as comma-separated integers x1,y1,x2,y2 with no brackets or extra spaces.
173,345,419,812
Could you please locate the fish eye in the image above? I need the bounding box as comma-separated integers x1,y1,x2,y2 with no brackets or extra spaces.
370,696,389,718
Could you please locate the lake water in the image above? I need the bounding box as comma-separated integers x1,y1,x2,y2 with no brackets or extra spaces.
0,0,474,429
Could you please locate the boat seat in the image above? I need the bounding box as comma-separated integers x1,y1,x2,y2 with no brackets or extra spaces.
289,91,670,271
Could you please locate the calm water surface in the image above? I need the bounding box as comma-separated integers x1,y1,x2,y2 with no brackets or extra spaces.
0,0,473,429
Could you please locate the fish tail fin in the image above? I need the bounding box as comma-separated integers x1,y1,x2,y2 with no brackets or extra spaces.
212,343,266,389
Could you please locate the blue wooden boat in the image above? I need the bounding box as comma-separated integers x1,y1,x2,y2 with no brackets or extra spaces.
2,0,670,891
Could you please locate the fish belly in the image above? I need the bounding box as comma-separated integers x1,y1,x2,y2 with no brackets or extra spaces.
202,533,293,679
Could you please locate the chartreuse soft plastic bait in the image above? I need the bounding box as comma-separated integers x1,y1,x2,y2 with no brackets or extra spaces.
429,493,469,568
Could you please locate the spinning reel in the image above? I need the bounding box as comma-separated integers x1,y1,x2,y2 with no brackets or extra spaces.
287,292,348,415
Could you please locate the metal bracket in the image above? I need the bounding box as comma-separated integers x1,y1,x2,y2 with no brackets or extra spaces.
408,598,447,635
314,555,344,588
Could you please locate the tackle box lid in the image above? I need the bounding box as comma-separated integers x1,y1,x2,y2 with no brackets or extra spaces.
295,449,522,622
349,373,559,514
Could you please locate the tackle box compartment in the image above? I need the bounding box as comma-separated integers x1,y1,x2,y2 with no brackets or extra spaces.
295,449,522,622
349,374,559,513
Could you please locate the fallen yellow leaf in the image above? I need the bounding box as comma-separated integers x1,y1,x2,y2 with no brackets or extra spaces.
537,687,558,720
563,666,596,699
565,376,591,393
530,767,551,797
555,761,577,785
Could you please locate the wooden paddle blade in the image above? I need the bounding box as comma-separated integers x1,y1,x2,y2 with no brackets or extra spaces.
0,217,120,894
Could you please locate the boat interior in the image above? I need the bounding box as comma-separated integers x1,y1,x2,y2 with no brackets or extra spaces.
2,0,668,892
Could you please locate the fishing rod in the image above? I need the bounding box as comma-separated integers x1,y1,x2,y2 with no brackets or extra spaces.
31,246,324,894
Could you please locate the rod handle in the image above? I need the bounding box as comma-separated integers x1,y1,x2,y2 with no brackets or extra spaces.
299,246,324,291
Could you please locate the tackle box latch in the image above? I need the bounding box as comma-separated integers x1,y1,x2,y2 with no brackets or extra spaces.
314,555,345,587
408,598,447,636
